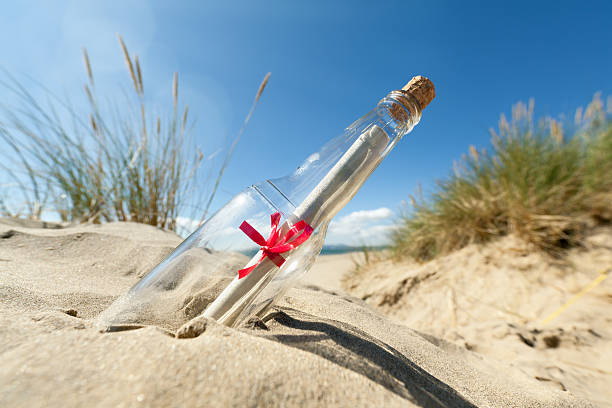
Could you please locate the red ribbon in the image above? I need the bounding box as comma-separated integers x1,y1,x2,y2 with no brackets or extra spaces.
237,212,313,279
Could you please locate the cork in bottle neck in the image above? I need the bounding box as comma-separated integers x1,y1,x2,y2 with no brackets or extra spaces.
399,76,435,110
381,75,435,125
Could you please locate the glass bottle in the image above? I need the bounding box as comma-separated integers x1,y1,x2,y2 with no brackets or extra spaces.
97,76,435,331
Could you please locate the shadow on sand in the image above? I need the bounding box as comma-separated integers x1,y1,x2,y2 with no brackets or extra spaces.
259,308,476,408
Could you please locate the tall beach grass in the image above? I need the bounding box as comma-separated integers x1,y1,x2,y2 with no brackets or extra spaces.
0,36,269,232
392,96,612,262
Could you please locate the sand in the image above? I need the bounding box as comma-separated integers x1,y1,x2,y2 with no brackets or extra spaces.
343,227,612,407
300,252,364,292
0,219,593,407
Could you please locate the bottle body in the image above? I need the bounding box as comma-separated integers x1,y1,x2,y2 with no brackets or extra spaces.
96,89,423,330
96,183,301,331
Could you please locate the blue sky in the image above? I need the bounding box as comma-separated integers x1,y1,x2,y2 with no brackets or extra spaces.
1,1,611,245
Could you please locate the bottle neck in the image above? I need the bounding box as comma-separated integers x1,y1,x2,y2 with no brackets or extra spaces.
374,90,422,148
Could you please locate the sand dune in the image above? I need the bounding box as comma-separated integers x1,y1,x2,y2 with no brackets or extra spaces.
343,227,612,407
0,220,592,407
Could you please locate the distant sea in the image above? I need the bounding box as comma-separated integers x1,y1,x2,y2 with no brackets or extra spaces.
238,244,388,257
320,245,388,255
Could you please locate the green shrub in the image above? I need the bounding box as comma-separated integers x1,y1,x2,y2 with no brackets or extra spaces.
392,96,611,261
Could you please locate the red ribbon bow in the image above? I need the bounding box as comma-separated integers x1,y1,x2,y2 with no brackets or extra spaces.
237,212,313,279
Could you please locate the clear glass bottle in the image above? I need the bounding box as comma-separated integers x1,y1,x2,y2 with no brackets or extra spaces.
97,76,435,331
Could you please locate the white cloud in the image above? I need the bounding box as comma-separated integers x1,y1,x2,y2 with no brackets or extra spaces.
334,207,393,224
327,207,396,246
176,217,202,237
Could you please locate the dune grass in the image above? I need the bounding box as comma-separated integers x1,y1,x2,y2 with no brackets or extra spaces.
392,96,612,262
0,36,269,232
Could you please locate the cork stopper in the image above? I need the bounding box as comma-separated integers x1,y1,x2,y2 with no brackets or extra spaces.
401,76,435,110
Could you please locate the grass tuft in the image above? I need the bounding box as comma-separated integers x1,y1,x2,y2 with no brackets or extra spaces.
392,95,612,261
0,36,270,233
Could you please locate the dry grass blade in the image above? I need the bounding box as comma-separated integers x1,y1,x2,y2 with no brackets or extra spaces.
118,34,140,95
201,72,272,221
135,56,144,94
82,48,94,85
254,72,271,104
173,73,178,109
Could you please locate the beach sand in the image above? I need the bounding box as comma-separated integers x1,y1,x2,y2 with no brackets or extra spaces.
342,227,612,407
0,219,593,407
300,252,364,292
